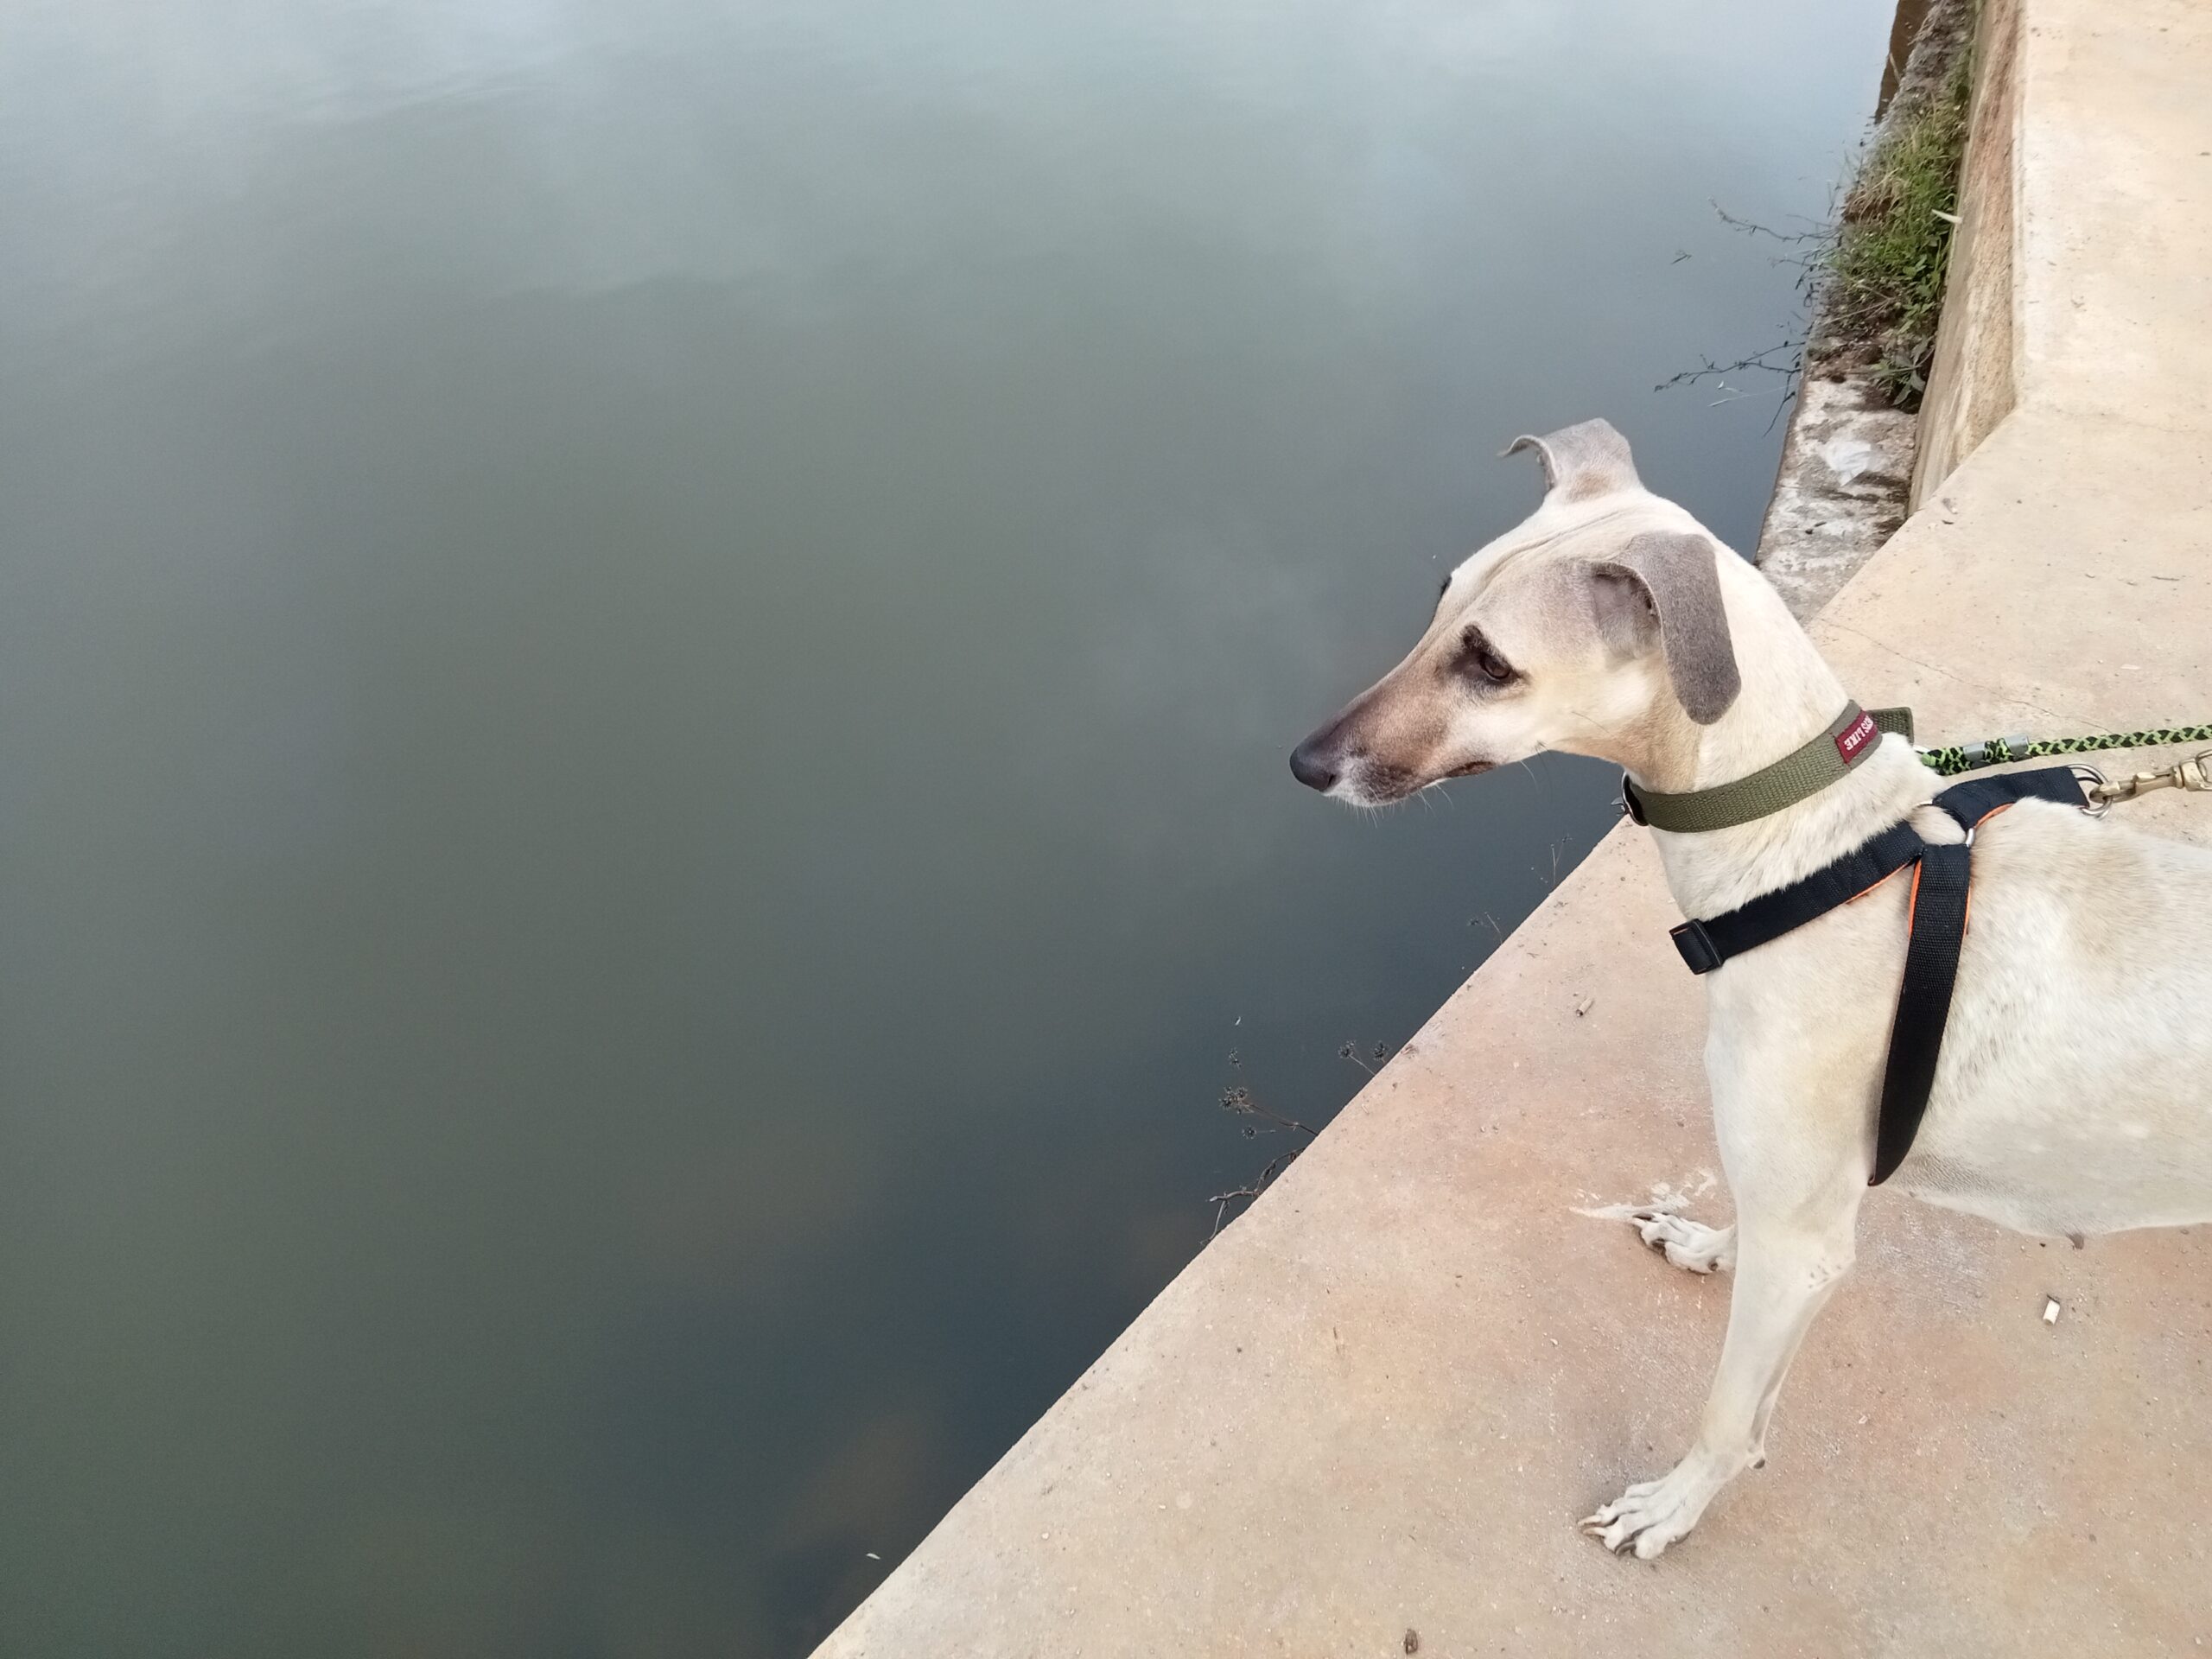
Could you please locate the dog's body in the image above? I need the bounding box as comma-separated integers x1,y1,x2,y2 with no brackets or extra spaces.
1291,420,2212,1558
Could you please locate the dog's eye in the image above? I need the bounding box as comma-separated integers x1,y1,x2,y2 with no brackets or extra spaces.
1460,625,1515,685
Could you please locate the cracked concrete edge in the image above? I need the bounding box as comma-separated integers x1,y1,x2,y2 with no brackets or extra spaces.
1755,377,1916,622
1755,0,1974,622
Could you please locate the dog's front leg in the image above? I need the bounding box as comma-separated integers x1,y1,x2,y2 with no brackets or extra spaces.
1581,1198,1859,1560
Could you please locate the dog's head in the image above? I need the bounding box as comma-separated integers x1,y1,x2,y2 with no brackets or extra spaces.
1289,419,1742,805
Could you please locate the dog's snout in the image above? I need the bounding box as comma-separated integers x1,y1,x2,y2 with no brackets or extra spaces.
1289,736,1340,792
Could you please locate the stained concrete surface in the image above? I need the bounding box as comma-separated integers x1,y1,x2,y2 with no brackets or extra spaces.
1757,374,1916,621
818,1,2212,1650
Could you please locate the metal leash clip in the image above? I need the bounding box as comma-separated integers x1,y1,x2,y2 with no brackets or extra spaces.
2084,751,2212,808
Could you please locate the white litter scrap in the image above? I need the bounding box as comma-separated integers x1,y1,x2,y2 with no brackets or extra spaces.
2043,1297,2062,1325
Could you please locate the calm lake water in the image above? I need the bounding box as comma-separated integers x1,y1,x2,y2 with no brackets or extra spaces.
2,2,1896,1652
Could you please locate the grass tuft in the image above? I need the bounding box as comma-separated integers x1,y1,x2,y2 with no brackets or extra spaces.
1825,49,1974,408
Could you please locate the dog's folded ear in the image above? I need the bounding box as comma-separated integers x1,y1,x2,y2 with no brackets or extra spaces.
1590,531,1741,724
1504,419,1641,502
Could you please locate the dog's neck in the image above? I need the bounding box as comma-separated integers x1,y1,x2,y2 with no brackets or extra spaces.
1614,566,1934,920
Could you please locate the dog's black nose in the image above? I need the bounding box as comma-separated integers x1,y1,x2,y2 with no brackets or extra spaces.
1289,739,1338,792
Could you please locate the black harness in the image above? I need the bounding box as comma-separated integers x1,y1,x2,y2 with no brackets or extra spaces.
1661,766,2094,1185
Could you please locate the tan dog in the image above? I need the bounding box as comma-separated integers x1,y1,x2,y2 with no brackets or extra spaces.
1291,420,2212,1558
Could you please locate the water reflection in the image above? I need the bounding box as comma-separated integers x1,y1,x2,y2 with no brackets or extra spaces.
2,0,1896,1652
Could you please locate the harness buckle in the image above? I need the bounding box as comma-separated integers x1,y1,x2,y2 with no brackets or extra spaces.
1669,919,1724,976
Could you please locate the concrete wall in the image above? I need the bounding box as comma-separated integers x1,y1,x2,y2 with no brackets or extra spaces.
1912,0,2023,505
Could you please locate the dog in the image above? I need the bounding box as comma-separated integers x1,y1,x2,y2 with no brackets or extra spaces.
1290,418,2212,1559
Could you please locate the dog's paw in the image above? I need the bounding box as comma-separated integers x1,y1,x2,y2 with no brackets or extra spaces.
1625,1208,1735,1274
1578,1201,1737,1273
1580,1461,1724,1560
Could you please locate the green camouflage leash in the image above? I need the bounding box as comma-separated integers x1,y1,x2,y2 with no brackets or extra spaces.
1917,723,2212,806
1918,723,2212,777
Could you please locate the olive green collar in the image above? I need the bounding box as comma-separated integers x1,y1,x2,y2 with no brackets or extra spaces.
1621,703,1916,834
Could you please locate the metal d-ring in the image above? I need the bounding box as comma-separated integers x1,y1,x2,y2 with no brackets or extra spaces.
2071,763,2113,817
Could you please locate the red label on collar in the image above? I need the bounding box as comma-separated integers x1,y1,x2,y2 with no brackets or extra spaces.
1835,710,1878,761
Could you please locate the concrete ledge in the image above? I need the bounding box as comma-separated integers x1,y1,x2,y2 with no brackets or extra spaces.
2008,0,2212,437
820,2,2212,1649
827,811,2211,1656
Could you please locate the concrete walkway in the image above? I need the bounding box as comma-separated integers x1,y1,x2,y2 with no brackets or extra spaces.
818,2,2212,1650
